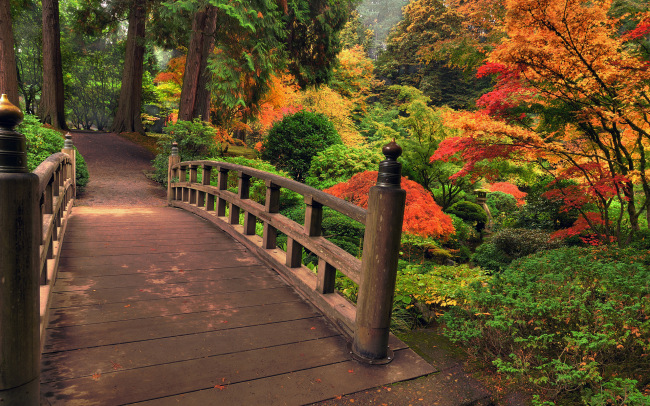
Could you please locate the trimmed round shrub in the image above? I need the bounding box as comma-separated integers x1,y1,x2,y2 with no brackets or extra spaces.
447,201,487,231
261,111,341,182
443,246,650,404
305,144,382,190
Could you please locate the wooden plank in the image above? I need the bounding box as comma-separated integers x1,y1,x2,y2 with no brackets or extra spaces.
44,300,318,353
59,236,228,249
57,248,255,268
49,275,286,308
53,265,275,290
41,336,349,406
47,286,302,327
131,349,434,406
41,317,337,382
60,240,243,258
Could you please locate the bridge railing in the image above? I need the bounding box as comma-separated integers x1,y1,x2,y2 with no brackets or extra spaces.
169,142,406,364
0,95,75,404
33,146,76,339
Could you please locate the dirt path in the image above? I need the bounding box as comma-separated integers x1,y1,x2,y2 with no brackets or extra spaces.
70,131,166,206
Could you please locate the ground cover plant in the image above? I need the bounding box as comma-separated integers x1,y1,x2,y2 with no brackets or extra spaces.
442,246,650,405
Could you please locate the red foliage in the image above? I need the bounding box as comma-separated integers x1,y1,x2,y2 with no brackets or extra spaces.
430,134,521,181
623,19,650,41
475,63,531,119
550,212,615,245
487,182,526,205
324,171,455,239
543,163,628,212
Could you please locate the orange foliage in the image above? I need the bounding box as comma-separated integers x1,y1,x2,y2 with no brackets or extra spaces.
254,73,302,135
154,56,186,86
487,182,526,205
324,171,455,239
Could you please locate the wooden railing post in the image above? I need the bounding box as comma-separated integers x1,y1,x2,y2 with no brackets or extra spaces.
167,142,180,205
62,133,75,198
0,94,40,404
352,141,406,364
262,180,280,249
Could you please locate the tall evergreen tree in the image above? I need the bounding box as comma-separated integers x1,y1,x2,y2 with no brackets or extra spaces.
41,0,67,129
0,0,19,105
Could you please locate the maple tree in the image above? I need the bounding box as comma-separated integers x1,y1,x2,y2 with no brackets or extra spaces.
325,171,455,240
432,0,650,245
487,182,526,206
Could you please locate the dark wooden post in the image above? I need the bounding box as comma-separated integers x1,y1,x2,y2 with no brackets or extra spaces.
262,180,280,249
167,142,180,205
62,133,75,198
352,141,406,364
0,94,40,404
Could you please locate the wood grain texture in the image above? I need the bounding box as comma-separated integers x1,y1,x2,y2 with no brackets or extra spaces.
41,207,434,405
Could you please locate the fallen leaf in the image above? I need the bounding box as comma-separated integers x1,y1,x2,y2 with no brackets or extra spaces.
124,304,131,308
92,373,101,381
214,385,226,390
111,361,123,370
310,327,316,330
348,369,354,373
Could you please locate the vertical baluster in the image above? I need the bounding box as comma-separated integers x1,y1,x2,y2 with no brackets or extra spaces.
179,165,188,202
286,238,302,268
189,165,198,204
217,167,228,216
204,165,215,211
317,259,336,294
197,164,209,208
239,173,256,235
263,180,280,249
167,142,180,205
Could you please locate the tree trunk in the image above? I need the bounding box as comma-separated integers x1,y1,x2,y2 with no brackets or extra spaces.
0,1,19,105
111,1,146,134
178,6,217,122
41,0,67,129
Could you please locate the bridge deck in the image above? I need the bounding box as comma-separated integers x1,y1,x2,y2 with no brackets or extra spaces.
41,207,433,405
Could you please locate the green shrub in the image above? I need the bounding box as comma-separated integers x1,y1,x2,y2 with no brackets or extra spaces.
321,208,365,257
447,201,487,230
261,111,341,182
491,227,563,258
305,144,382,190
487,191,518,216
19,114,89,189
152,119,222,183
394,263,490,327
515,177,579,230
443,246,650,404
472,228,564,272
471,242,512,272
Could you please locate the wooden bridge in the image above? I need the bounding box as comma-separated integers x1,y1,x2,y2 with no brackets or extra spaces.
0,99,434,405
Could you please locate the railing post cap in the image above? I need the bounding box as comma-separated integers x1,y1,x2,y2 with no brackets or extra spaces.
382,140,402,161
64,133,74,149
171,142,179,156
376,140,403,188
0,94,24,130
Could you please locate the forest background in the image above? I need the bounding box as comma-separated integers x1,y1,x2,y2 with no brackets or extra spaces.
2,0,650,404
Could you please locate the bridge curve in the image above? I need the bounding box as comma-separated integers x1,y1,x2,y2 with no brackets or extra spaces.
0,98,434,404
